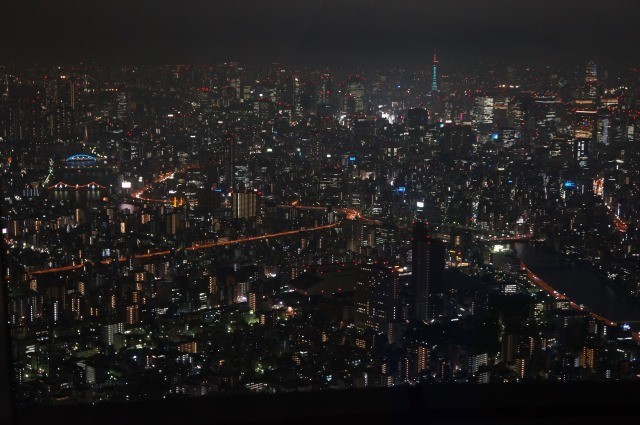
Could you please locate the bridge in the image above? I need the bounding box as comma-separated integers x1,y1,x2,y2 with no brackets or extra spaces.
66,154,97,162
47,181,107,190
486,234,534,242
520,258,639,341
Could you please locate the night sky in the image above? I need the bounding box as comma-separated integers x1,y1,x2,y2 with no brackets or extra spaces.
2,0,640,67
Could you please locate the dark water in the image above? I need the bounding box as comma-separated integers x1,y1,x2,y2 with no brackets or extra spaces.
515,243,640,324
52,166,115,187
46,165,118,208
48,188,107,209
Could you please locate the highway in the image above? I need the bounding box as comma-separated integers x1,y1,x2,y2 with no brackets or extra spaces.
604,203,628,233
28,166,342,276
31,263,84,275
130,164,200,204
276,204,381,225
518,245,639,339
28,164,526,277
521,260,619,329
27,223,339,276
27,207,525,277
185,222,338,251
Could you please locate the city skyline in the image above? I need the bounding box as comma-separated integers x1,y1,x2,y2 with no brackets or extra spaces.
3,0,640,412
5,57,640,404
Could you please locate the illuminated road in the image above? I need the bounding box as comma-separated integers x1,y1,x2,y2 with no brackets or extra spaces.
185,222,338,251
130,170,176,204
27,223,339,276
27,203,378,276
28,189,525,277
596,176,628,233
520,262,568,301
486,234,533,242
604,203,628,233
29,190,347,276
31,263,84,275
611,212,629,233
130,163,200,204
34,170,517,278
517,244,640,339
31,199,372,276
45,162,198,203
277,204,382,225
521,261,617,328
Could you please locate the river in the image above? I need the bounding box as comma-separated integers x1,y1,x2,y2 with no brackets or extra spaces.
514,243,640,325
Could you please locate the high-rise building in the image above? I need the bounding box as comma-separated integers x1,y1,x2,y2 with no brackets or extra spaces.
126,305,140,325
344,219,374,254
404,343,430,383
581,345,596,369
585,61,598,84
51,102,74,141
406,108,429,137
441,124,474,156
411,222,445,323
116,85,129,121
469,352,488,376
572,109,597,140
0,75,10,140
354,263,400,342
472,96,494,127
209,132,235,188
232,190,257,220
574,138,589,161
345,76,365,114
165,210,184,235
102,322,124,346
196,188,222,215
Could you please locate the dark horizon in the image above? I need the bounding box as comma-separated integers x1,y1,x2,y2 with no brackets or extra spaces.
2,0,640,68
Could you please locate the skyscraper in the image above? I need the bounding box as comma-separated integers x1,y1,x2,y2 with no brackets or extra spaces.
232,190,258,220
585,61,597,84
102,322,124,347
412,222,445,323
354,263,400,342
406,108,429,137
345,76,365,114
